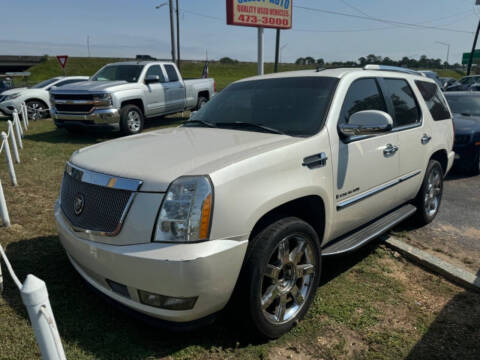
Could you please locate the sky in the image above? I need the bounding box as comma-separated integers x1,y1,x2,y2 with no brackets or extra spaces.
0,0,479,64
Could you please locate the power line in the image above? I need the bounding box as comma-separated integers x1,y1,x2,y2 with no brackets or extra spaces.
180,9,224,21
294,4,473,34
339,0,371,17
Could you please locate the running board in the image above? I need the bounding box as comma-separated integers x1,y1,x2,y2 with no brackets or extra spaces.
322,204,417,256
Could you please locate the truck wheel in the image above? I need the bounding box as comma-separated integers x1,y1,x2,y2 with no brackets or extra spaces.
120,105,144,135
238,217,321,339
413,159,443,225
470,148,480,176
196,96,208,110
26,100,47,120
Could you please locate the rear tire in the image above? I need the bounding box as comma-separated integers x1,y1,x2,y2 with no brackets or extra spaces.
237,217,321,339
413,159,443,226
196,96,208,110
120,105,144,135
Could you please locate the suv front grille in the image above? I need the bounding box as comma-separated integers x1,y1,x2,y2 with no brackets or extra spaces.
60,172,133,234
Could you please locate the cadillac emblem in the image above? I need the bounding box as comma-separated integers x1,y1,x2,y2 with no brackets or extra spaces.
73,193,85,216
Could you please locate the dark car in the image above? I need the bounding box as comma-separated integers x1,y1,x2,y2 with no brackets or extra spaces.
439,77,457,90
444,92,480,174
0,78,13,95
445,75,480,92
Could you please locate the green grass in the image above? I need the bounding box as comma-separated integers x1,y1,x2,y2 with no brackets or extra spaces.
0,119,479,359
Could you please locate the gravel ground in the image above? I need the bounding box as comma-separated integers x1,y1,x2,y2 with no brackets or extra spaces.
394,169,480,275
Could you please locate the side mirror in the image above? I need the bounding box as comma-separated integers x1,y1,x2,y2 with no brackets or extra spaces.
145,75,161,84
339,110,393,137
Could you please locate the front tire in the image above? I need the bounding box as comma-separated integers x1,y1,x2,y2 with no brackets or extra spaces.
120,105,144,135
26,100,48,120
413,159,444,225
239,217,321,339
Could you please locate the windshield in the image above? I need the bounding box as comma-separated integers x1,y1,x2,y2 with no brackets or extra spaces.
185,77,338,137
92,65,144,83
446,95,480,116
31,78,59,89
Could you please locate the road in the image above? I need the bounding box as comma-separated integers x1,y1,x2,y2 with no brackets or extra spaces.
395,170,480,274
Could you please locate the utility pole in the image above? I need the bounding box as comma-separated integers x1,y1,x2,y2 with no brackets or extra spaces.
467,3,480,76
176,0,180,70
87,35,91,57
257,27,264,75
274,29,280,73
435,41,450,68
169,0,176,64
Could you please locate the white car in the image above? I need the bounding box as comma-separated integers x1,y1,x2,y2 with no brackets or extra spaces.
0,76,88,119
55,65,454,338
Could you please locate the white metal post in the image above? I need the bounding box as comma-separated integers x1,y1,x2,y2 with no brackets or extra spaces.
21,275,67,360
21,103,28,130
258,27,264,75
1,132,17,186
13,112,23,149
7,121,20,164
0,179,10,228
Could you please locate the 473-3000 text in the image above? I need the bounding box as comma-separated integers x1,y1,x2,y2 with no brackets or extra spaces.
237,15,289,26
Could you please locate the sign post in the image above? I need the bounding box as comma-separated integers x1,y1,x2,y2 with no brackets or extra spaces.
56,55,68,76
226,0,293,75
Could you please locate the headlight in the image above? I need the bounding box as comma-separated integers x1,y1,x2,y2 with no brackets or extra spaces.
5,93,20,100
93,93,113,107
154,176,213,243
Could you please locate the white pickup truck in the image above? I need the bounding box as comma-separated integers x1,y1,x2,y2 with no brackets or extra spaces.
50,61,215,134
55,65,454,339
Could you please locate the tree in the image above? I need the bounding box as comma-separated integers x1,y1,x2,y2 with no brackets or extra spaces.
295,57,305,65
304,56,316,65
219,57,238,64
316,58,325,66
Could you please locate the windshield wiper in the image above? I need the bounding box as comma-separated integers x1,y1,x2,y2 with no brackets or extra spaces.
215,121,286,135
183,119,217,128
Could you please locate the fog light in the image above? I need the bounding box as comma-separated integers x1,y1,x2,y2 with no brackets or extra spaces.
138,290,197,310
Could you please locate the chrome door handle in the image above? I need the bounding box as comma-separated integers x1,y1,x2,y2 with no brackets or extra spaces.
421,134,432,144
383,144,399,157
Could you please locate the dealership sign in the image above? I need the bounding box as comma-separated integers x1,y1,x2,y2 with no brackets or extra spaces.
226,0,292,29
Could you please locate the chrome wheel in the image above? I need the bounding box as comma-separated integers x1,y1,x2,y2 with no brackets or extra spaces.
424,166,442,217
260,234,316,325
27,102,44,120
127,110,141,132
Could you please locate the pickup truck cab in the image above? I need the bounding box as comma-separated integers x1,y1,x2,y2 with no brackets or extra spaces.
50,61,215,135
55,65,454,338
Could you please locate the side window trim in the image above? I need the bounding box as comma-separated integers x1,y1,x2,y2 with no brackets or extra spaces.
379,77,423,131
338,77,389,144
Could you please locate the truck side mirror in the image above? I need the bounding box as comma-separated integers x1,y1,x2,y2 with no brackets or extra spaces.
339,110,393,137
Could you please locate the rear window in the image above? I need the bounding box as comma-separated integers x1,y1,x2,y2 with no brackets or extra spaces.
384,79,421,127
415,81,451,121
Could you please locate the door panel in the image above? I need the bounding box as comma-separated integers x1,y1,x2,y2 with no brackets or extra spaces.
163,64,185,112
328,77,401,241
143,65,166,116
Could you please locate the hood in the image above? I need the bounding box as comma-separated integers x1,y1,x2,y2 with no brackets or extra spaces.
70,127,302,192
51,80,135,93
453,114,480,133
1,87,27,96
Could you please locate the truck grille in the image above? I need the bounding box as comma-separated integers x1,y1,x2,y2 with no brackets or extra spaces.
55,104,94,113
60,172,133,235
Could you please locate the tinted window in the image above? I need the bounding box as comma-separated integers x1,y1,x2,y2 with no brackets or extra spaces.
340,78,387,124
31,78,60,89
92,65,143,82
145,65,166,82
444,94,480,117
384,79,420,127
186,77,338,137
416,81,451,120
164,65,179,82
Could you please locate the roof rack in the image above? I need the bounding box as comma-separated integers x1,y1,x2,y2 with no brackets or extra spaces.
364,64,425,77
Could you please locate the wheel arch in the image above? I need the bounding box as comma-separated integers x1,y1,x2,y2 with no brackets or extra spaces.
25,98,48,108
430,149,448,176
198,90,210,101
249,195,327,246
121,99,145,115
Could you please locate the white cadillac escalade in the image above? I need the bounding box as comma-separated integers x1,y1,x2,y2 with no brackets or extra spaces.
55,65,455,338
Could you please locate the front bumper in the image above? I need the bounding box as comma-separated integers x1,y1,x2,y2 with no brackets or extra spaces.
0,100,20,115
55,202,248,323
51,107,120,126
